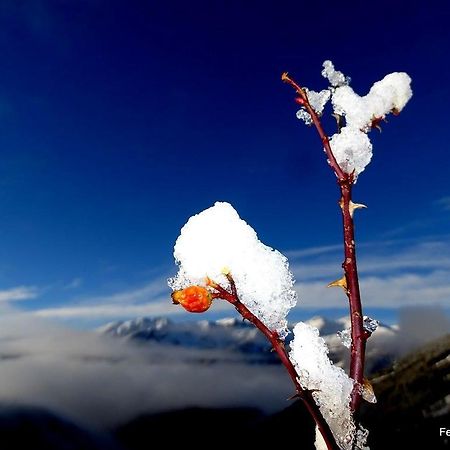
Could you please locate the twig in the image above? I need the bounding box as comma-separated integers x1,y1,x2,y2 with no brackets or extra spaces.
208,274,340,450
282,73,367,412
281,72,346,182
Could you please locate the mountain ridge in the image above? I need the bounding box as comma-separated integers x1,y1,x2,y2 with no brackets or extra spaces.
98,315,398,372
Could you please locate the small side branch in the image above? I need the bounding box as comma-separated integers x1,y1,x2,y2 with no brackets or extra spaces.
281,72,346,182
209,274,340,450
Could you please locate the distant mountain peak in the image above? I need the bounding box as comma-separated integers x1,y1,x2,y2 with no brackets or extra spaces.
97,315,399,372
215,317,242,327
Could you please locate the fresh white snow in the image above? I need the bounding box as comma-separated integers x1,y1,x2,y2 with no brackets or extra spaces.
168,202,297,338
289,322,368,449
296,60,412,179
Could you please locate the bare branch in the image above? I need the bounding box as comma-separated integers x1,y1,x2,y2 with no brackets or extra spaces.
209,273,340,450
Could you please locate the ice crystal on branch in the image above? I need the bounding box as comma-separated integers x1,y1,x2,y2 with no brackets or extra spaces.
363,316,379,334
337,316,380,348
337,328,352,348
321,60,350,87
296,88,331,124
290,322,368,450
168,202,297,338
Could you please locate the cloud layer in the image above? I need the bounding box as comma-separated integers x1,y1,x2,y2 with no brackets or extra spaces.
0,311,290,429
0,286,38,302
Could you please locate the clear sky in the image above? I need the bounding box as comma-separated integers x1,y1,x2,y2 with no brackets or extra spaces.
0,0,449,327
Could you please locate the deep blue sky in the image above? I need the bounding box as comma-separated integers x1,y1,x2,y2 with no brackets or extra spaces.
0,0,449,326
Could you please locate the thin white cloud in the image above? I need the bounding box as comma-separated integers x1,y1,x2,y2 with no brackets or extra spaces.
34,297,233,319
33,278,234,320
64,277,83,290
284,243,343,259
0,285,38,302
83,277,168,305
292,238,450,280
292,237,450,308
29,236,450,319
34,298,178,319
297,270,450,308
435,196,450,211
33,278,170,319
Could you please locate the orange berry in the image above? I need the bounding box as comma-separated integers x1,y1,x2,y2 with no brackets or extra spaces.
171,286,212,313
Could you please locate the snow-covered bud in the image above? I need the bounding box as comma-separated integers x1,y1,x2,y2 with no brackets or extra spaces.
171,286,212,313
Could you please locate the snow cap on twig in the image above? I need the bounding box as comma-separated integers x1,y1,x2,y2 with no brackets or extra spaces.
168,202,297,338
295,60,412,180
290,322,369,449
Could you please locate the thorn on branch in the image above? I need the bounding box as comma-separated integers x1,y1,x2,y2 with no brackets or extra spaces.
327,276,348,292
339,198,367,218
363,330,372,340
349,201,367,218
287,393,301,401
361,378,377,404
205,276,219,289
225,272,238,298
299,389,320,400
370,116,384,132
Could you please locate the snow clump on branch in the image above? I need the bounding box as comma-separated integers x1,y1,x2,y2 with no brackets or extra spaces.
296,60,412,179
289,322,369,450
168,202,297,338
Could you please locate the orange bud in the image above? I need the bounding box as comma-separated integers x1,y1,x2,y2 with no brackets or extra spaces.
171,286,212,313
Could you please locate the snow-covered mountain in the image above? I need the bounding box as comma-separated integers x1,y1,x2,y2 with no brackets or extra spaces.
98,316,270,353
98,316,399,372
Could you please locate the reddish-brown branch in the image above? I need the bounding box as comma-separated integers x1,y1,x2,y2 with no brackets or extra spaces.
282,73,367,412
210,274,340,450
339,183,366,412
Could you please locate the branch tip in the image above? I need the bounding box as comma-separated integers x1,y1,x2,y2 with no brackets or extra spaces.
205,276,218,289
